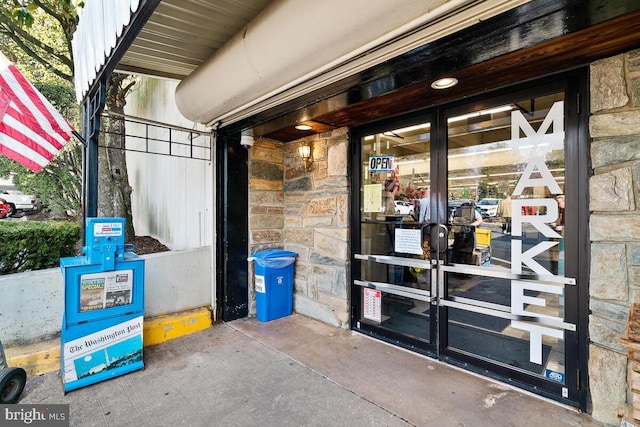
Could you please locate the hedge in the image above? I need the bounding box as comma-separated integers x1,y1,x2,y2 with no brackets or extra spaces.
0,221,81,275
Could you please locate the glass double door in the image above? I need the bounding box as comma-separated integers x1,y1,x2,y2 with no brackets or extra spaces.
352,78,583,406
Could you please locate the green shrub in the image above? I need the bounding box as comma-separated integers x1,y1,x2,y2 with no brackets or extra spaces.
0,221,81,274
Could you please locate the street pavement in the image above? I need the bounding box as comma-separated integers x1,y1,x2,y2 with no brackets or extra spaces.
17,314,602,426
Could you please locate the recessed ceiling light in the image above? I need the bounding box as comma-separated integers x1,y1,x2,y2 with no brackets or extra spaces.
431,77,458,89
295,124,312,131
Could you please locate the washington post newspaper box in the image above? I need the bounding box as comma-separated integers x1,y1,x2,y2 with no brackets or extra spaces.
59,218,144,392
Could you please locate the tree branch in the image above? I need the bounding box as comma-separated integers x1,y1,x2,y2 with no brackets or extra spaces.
0,12,73,70
122,79,137,94
0,27,73,82
31,0,78,58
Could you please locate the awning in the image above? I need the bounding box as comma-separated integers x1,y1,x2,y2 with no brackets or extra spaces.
72,0,526,127
72,0,142,103
71,0,273,103
174,0,527,127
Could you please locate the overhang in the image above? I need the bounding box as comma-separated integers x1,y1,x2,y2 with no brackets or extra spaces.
174,0,527,127
72,0,273,103
73,0,640,142
72,0,528,117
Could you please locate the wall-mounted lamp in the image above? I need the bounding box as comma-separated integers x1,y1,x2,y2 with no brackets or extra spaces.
298,142,312,170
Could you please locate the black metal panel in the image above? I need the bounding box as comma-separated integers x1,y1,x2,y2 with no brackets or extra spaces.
565,69,591,409
226,0,640,138
348,129,362,328
82,81,106,240
216,130,249,321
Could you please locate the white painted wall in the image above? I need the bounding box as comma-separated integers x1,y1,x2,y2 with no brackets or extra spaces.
124,77,214,251
0,248,212,345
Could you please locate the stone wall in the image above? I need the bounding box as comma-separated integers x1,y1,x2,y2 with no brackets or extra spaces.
248,129,350,327
589,49,640,425
244,51,640,421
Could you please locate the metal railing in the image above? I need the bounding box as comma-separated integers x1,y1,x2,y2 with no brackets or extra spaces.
99,112,212,161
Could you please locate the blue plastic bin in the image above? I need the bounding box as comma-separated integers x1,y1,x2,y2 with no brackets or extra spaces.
248,249,297,322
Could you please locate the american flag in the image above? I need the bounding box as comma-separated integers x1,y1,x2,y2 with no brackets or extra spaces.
0,51,74,173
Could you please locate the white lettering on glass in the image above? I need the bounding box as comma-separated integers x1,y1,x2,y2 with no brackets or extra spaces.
511,198,561,238
512,157,563,196
511,321,564,364
508,100,571,365
511,101,564,155
512,280,564,323
511,240,559,275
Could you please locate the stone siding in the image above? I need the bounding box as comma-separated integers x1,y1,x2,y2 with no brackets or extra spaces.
590,50,640,425
248,129,350,327
245,49,640,424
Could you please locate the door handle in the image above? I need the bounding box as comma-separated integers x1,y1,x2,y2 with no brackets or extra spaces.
437,223,448,253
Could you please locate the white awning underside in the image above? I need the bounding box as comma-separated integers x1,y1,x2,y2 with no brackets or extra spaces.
72,0,527,125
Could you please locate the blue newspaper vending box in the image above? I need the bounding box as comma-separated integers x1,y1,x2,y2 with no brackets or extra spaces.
60,218,144,392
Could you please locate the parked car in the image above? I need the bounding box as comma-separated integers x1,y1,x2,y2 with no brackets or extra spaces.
394,200,414,215
0,189,37,215
477,198,501,217
448,200,489,222
0,198,10,219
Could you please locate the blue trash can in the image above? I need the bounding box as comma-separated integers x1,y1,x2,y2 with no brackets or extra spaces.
248,249,297,322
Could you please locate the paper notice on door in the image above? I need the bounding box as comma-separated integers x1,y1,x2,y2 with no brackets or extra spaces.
394,228,423,255
363,184,382,213
363,288,381,323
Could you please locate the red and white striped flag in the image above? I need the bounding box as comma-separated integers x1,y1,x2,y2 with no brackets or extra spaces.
0,51,74,172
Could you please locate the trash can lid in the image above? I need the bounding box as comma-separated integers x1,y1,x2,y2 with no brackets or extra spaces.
249,249,297,260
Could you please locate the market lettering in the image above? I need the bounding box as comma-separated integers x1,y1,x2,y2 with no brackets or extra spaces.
511,239,558,275
510,321,564,365
511,101,564,154
512,157,563,196
510,198,561,243
509,103,568,365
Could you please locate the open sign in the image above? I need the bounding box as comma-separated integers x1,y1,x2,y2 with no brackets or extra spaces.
369,155,394,172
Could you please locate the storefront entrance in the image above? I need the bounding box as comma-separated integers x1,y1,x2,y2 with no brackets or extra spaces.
350,72,588,407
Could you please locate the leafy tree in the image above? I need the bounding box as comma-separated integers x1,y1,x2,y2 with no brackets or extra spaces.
0,0,137,238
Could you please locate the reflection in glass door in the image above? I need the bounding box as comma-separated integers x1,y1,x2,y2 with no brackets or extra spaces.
352,77,583,405
355,120,435,351
442,92,573,388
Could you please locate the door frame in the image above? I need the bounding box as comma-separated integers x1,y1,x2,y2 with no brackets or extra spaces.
216,130,249,321
349,69,589,409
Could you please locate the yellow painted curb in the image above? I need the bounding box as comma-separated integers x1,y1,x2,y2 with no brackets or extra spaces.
5,308,213,376
143,307,212,347
5,340,60,377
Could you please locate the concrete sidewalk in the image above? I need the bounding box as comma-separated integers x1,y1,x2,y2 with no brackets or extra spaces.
17,314,601,426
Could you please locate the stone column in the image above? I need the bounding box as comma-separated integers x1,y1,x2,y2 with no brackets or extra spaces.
621,304,640,423
589,50,640,425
